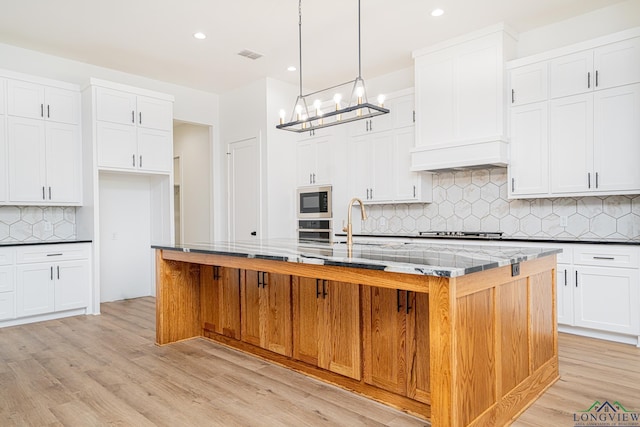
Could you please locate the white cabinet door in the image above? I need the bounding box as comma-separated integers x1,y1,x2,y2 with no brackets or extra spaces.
575,266,639,335
137,128,172,172
0,265,14,293
7,117,46,202
509,102,549,196
96,87,137,126
16,264,55,317
549,94,593,194
45,87,80,125
593,84,640,192
393,127,423,201
137,96,173,131
556,264,574,326
7,79,45,120
0,78,5,114
0,118,5,202
549,51,593,98
0,292,15,321
509,62,548,106
97,121,137,170
314,138,332,185
390,93,415,129
415,57,455,146
347,135,371,201
296,139,315,186
54,260,90,312
370,132,394,202
593,37,640,90
45,122,82,203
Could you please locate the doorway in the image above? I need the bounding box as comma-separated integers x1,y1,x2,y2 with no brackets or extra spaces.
228,137,260,241
173,122,212,245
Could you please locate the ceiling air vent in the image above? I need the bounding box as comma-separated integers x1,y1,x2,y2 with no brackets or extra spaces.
237,49,263,60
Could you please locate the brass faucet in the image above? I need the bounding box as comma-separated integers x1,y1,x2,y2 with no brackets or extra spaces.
343,197,367,248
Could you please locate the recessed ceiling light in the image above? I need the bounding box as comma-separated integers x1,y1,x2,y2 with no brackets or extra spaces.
431,8,444,17
287,66,296,72
193,32,207,40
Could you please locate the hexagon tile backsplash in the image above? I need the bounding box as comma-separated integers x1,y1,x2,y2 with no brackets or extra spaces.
363,168,640,240
0,206,76,242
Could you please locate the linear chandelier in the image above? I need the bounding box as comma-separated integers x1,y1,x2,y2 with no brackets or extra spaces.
276,0,389,133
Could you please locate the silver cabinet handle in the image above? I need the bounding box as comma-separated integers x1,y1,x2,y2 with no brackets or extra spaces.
50,266,53,280
139,112,142,125
595,172,599,188
47,105,50,118
369,120,373,131
370,188,373,199
595,70,599,87
132,154,136,167
140,155,142,168
365,121,369,132
511,178,515,192
57,265,60,280
42,186,45,200
309,173,312,184
312,173,316,183
564,269,567,286
48,187,52,200
413,185,416,198
593,256,615,260
511,89,515,103
132,110,135,123
46,253,63,257
587,72,591,89
41,104,44,117
575,271,578,287
588,173,591,189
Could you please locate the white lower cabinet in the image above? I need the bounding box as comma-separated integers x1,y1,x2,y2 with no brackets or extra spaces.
13,243,91,321
555,244,640,340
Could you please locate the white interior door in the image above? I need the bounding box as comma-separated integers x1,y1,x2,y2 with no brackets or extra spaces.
228,137,259,242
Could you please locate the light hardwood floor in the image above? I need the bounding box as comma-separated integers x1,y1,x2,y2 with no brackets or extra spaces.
0,297,638,426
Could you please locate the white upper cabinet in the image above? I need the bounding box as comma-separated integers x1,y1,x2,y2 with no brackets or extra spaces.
296,136,332,187
509,62,548,106
95,84,173,173
509,102,549,196
349,92,415,137
550,37,640,98
508,30,640,198
7,80,80,124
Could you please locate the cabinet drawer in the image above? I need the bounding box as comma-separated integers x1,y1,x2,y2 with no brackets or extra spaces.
0,248,15,266
0,292,15,320
16,243,91,264
573,245,639,268
0,266,14,293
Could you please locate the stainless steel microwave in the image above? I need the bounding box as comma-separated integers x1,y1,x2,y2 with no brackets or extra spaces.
297,185,332,219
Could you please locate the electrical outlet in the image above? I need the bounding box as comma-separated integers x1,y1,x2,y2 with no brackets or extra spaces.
511,262,520,277
560,216,568,227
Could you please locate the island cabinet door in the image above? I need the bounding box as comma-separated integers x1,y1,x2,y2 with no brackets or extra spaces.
320,280,361,380
293,278,361,380
200,266,241,339
241,270,292,357
406,291,431,404
362,286,408,395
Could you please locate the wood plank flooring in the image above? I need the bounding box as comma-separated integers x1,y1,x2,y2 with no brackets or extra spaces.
0,297,638,426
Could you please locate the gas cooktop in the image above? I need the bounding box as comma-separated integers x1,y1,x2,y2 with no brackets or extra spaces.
418,231,504,238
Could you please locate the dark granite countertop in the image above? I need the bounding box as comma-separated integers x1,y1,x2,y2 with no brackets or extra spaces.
0,239,92,247
153,239,560,278
335,233,640,246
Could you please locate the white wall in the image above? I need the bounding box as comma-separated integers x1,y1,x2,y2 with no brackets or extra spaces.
516,0,640,58
173,123,212,244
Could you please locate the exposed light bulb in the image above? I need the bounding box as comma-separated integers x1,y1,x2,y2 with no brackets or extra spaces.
295,104,303,121
355,86,364,105
377,94,386,107
279,109,286,125
431,8,444,17
313,100,322,115
333,94,342,121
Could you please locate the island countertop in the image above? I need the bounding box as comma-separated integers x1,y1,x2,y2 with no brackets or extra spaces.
152,238,560,278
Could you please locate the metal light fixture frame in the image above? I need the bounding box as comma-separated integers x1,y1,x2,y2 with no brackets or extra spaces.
276,0,389,133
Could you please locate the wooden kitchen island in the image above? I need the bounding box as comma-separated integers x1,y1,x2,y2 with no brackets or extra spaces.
154,240,560,427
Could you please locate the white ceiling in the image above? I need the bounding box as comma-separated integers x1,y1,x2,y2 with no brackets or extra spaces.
0,0,628,94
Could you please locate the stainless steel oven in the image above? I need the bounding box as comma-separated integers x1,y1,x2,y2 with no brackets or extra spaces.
297,185,332,219
297,219,333,244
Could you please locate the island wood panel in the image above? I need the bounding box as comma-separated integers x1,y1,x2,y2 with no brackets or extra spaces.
160,250,434,293
200,266,241,339
293,277,361,380
455,288,496,427
241,269,261,347
529,270,556,372
496,278,529,397
362,286,408,395
155,253,202,345
407,291,431,404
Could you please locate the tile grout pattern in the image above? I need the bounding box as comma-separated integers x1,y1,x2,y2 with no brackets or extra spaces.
363,168,640,239
0,206,76,242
